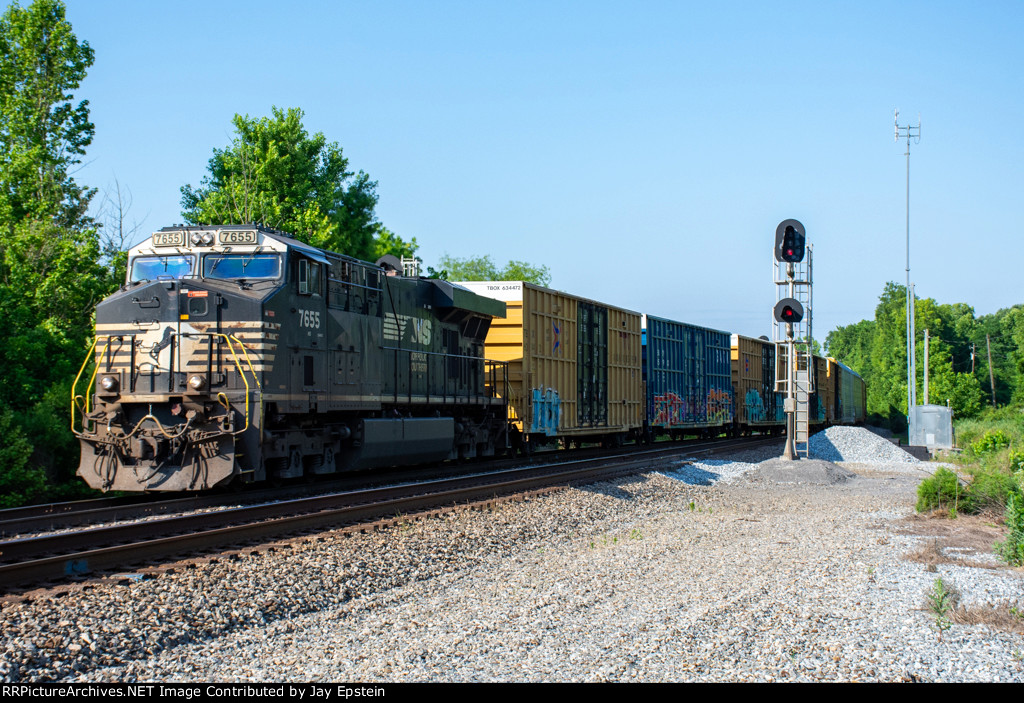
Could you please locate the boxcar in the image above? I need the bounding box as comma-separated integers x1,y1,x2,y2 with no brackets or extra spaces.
457,281,643,450
642,315,733,440
829,358,866,425
731,334,785,434
810,354,831,427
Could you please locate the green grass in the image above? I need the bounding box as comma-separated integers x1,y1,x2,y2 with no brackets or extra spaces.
924,408,1024,516
921,407,1024,566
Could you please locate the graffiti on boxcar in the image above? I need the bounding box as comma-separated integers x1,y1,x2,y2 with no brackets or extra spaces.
744,389,766,422
707,387,732,425
651,388,731,427
652,391,685,425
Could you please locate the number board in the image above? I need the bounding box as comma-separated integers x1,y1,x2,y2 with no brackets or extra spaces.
219,230,259,245
152,231,186,247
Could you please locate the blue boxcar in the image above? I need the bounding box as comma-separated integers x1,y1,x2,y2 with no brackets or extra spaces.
642,315,733,438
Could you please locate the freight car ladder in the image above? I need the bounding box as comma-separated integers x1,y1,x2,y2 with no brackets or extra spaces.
794,367,811,458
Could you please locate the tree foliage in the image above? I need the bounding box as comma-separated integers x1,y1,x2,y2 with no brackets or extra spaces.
825,282,990,421
435,254,551,287
0,0,94,228
181,107,415,261
0,0,113,500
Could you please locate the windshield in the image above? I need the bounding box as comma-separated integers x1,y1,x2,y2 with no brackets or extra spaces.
203,253,282,280
130,255,195,282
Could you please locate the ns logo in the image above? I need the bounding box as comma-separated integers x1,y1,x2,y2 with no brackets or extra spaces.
384,313,432,347
409,317,432,346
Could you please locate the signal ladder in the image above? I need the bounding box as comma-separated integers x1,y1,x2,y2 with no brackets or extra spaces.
794,366,811,458
792,279,813,459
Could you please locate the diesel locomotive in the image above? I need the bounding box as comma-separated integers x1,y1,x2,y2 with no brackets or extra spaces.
73,225,510,492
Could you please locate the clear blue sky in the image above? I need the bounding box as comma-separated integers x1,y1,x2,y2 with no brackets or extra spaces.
65,0,1023,341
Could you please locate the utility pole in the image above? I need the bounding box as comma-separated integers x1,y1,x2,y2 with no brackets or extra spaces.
923,329,929,405
987,334,997,408
895,110,921,425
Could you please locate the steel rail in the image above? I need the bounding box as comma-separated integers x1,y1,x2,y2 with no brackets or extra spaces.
0,438,779,590
0,435,777,535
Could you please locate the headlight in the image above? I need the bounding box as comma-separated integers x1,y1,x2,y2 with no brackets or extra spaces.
188,375,206,391
190,232,202,245
200,232,214,245
99,375,119,392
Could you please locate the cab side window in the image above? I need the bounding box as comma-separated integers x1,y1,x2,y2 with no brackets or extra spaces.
298,259,322,296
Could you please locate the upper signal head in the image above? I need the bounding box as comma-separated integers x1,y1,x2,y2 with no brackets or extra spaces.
775,219,806,263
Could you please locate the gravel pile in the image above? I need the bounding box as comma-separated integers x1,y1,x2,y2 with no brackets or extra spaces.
2,441,1021,682
809,426,920,464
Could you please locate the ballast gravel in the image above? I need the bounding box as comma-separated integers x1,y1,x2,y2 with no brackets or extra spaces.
2,426,1022,683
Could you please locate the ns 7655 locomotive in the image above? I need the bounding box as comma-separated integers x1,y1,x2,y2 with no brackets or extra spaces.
73,225,510,492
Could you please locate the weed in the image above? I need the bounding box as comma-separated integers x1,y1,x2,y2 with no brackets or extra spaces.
867,565,876,583
995,492,1024,566
630,528,643,540
970,469,1022,512
971,430,1011,456
924,577,961,641
948,601,1024,635
1009,449,1024,474
689,501,695,511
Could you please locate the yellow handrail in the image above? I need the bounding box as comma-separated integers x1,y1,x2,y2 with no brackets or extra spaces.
211,333,261,435
72,332,262,437
71,337,110,433
226,335,262,390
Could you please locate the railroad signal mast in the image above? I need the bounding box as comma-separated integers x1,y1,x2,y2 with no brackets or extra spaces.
773,219,813,460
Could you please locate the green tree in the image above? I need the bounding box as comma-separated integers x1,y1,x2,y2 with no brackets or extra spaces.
825,318,875,379
436,254,551,286
0,0,113,501
0,0,95,228
372,224,418,262
181,106,415,261
973,305,1024,407
825,282,988,422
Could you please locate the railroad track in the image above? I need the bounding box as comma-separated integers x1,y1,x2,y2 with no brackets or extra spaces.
0,435,780,592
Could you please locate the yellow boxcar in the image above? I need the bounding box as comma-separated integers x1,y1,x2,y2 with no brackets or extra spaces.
828,357,866,424
457,281,643,449
731,334,784,430
814,354,833,425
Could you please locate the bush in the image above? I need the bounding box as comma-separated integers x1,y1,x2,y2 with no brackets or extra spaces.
917,468,970,514
956,409,1023,453
970,430,1012,456
1009,449,1024,473
969,469,1023,512
995,493,1024,566
0,410,48,508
